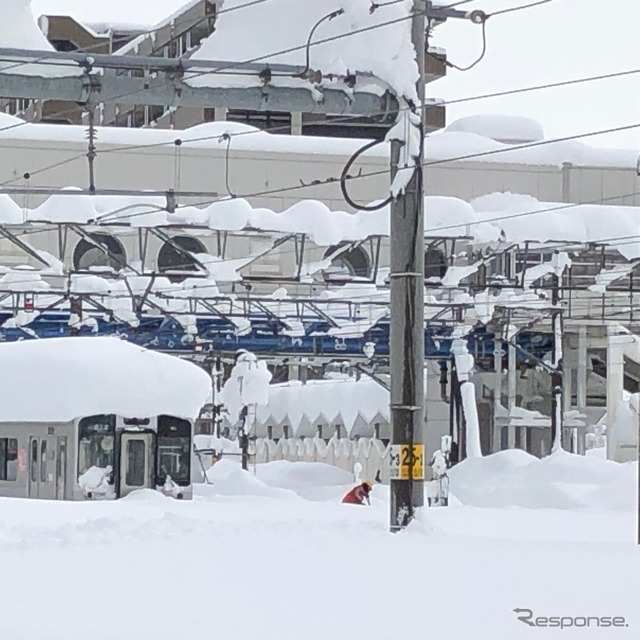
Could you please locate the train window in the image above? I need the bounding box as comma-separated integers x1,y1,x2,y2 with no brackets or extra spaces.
40,440,47,483
0,438,18,481
78,416,116,477
156,416,191,487
125,440,146,487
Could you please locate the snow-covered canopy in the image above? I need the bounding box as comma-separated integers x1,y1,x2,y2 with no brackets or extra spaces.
0,191,470,245
1,190,639,259
466,193,640,261
0,337,211,422
256,377,390,437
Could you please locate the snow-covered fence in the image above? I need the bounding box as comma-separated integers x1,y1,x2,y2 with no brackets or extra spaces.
254,436,390,483
194,435,392,484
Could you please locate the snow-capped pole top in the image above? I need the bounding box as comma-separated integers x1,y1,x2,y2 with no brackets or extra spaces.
0,337,211,423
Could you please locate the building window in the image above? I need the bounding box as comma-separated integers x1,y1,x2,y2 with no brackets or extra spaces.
227,109,292,133
424,247,447,280
50,39,78,52
0,438,18,481
158,236,207,274
323,243,370,280
73,233,127,272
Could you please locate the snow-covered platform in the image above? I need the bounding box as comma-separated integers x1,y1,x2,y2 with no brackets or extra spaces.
0,451,637,639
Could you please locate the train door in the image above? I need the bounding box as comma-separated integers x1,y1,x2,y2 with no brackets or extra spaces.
56,437,67,500
119,432,155,497
28,436,66,500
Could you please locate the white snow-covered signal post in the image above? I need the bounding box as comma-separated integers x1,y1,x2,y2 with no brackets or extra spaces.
389,1,487,532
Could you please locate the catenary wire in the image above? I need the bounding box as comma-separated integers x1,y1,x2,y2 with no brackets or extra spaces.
3,66,636,191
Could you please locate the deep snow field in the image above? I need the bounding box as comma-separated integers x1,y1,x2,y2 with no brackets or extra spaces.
1,450,639,640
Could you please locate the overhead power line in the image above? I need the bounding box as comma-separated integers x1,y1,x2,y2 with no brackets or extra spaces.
204,122,640,205
488,0,553,18
2,65,636,189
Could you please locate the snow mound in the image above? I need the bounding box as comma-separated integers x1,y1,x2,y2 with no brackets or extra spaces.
449,449,636,511
204,459,356,502
121,489,170,502
206,464,298,500
256,461,354,490
446,114,545,143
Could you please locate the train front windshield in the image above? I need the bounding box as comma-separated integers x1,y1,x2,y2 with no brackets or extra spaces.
78,415,116,475
156,416,191,487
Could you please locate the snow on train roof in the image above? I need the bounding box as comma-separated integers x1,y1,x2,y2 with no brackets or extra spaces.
0,337,211,423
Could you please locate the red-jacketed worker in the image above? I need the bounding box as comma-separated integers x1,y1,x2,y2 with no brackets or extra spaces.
342,481,372,505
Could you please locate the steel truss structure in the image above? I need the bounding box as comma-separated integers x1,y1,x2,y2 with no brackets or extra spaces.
0,216,638,370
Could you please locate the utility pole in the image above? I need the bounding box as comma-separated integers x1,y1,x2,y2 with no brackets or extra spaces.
389,2,487,531
389,0,427,532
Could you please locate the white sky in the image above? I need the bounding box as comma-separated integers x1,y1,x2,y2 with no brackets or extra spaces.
28,0,640,150
431,0,640,149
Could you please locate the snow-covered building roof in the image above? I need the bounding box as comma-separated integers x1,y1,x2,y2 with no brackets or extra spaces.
0,337,211,422
189,0,418,99
445,115,545,144
0,114,635,169
30,0,195,29
0,0,81,77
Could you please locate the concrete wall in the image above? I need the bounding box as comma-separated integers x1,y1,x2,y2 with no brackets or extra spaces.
2,135,638,213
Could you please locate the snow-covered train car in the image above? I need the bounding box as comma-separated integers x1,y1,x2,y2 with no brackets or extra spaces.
0,337,211,501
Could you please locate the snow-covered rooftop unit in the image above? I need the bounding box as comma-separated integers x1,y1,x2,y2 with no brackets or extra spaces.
0,337,211,501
